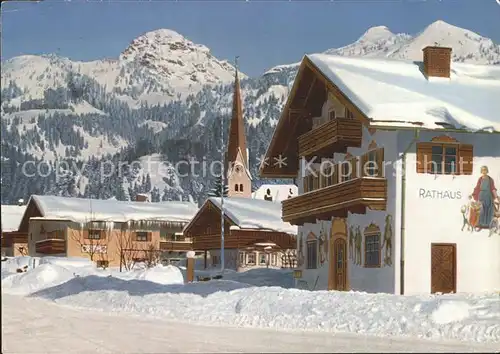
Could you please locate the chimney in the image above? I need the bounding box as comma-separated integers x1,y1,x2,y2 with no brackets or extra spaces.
136,194,148,202
422,46,452,78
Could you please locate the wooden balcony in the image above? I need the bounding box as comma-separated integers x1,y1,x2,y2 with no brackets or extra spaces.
298,118,362,159
160,241,193,252
282,177,387,225
35,239,66,254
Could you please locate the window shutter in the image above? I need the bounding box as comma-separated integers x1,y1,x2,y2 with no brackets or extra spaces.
458,144,473,175
416,143,433,174
148,232,152,242
377,148,385,177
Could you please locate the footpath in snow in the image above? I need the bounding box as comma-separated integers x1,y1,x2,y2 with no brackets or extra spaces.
1,256,500,345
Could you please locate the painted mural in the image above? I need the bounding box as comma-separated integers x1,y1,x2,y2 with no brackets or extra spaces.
348,224,363,266
319,222,329,266
297,231,305,267
461,166,500,236
382,215,393,267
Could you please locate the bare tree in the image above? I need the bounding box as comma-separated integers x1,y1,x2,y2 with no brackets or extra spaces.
116,224,140,271
143,244,162,269
71,201,112,263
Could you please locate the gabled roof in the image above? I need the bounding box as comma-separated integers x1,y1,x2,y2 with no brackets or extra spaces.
308,53,500,132
259,53,500,178
1,205,27,232
20,195,199,226
184,197,297,235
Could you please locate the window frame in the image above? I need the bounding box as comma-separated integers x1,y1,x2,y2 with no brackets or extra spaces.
87,229,102,240
135,231,149,242
364,233,381,268
306,239,318,269
416,140,473,175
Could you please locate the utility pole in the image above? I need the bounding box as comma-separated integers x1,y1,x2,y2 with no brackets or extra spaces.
220,93,225,275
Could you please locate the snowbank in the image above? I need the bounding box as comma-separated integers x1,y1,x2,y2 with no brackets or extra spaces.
120,265,184,285
1,256,39,272
2,263,75,295
27,281,499,343
2,257,498,343
38,256,93,268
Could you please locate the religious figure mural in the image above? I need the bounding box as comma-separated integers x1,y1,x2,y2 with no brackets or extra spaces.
354,226,363,266
348,225,355,261
297,232,305,267
319,222,329,266
381,214,393,267
462,166,500,236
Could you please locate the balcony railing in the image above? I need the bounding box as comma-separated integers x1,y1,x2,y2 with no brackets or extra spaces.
160,241,193,252
298,118,362,159
35,239,66,254
282,177,387,225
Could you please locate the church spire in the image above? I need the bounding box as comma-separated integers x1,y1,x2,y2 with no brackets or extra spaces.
225,57,251,198
226,56,247,167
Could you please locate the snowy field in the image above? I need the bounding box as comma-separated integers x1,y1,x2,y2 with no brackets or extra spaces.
2,256,500,353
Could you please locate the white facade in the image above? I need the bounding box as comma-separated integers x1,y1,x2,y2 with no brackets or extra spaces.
295,97,500,294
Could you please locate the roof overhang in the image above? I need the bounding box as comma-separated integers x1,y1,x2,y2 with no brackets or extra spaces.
259,55,370,179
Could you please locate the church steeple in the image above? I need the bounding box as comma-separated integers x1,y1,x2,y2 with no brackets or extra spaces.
226,57,251,198
227,57,247,166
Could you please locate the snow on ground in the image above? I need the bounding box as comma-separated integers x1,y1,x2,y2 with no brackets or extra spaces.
2,256,499,344
4,294,499,354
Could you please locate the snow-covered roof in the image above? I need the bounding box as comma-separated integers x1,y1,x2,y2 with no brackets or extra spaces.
252,184,297,202
1,205,27,232
307,53,500,132
207,197,297,235
26,195,199,224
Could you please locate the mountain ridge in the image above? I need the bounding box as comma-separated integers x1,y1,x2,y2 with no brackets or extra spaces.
1,20,499,204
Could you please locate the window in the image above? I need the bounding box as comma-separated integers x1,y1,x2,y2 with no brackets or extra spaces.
416,139,473,175
135,231,149,242
306,240,318,269
260,254,266,265
345,108,354,119
362,148,384,177
247,252,256,265
239,252,245,265
364,234,381,268
212,255,219,266
87,229,101,240
329,110,336,121
239,184,243,192
271,254,277,266
235,184,239,192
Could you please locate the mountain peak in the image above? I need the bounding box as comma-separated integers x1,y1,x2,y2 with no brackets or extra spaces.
359,25,395,43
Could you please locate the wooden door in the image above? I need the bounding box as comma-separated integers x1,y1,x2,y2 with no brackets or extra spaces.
431,243,457,294
333,238,347,291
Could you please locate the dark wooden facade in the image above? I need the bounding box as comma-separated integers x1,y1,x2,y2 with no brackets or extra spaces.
282,178,387,225
298,118,362,160
185,200,296,251
259,56,367,178
35,239,66,254
160,241,193,252
1,231,28,246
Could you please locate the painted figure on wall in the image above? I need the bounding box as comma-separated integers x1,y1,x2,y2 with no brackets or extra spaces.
470,166,499,230
381,214,393,267
348,225,355,261
354,226,363,266
297,232,304,267
319,222,329,266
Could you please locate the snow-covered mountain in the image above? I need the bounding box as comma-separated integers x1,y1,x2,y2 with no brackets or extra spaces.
265,20,500,75
1,20,499,204
1,29,243,107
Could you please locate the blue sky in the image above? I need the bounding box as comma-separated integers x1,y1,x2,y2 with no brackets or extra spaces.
2,0,499,76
